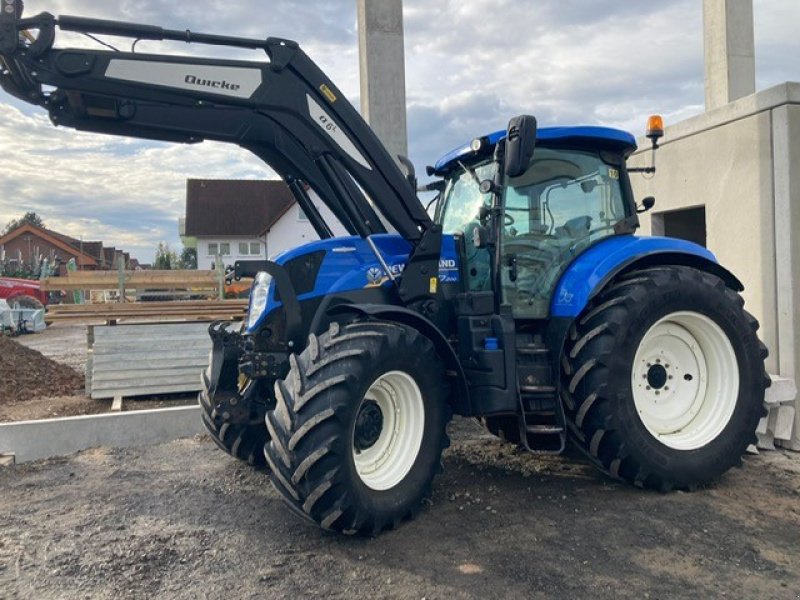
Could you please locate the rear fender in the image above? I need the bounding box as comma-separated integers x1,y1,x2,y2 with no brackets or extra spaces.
550,236,743,319
547,236,745,392
328,303,470,415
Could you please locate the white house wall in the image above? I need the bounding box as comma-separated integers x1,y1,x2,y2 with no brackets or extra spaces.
266,202,347,259
196,237,266,270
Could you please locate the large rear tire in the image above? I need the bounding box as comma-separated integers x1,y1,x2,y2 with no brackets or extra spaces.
265,321,451,535
562,266,769,490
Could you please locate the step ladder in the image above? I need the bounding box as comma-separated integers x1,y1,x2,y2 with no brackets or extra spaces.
515,341,566,454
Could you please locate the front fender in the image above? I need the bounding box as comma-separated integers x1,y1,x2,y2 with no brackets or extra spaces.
327,303,470,415
550,235,743,318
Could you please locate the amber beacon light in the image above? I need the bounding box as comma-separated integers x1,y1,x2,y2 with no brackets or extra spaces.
646,114,664,142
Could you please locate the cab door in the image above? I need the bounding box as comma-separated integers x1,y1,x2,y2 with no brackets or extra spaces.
501,147,631,318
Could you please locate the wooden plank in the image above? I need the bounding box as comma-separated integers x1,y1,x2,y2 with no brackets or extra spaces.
41,269,221,291
46,314,242,324
47,307,242,316
48,300,247,313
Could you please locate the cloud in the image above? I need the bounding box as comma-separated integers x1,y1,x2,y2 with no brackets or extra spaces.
1,0,799,261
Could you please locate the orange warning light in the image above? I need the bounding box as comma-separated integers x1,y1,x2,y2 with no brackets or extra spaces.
646,115,664,140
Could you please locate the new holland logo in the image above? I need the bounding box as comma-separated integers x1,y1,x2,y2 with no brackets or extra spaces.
184,74,241,91
366,267,384,285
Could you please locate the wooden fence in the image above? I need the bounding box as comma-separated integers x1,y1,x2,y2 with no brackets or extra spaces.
44,299,248,323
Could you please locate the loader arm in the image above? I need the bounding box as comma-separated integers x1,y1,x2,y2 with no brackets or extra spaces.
0,4,440,303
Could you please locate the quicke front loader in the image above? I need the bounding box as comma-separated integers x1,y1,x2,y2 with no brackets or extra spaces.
0,2,769,535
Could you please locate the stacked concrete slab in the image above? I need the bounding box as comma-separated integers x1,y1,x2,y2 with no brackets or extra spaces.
87,322,212,400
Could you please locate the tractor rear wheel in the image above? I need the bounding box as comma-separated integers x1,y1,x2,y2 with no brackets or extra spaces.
264,320,451,535
199,372,269,467
562,266,769,490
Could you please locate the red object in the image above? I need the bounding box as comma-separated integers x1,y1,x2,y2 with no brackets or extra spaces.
0,277,49,305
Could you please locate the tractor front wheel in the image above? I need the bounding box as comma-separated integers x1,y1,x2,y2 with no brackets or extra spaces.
264,320,451,535
199,372,269,467
562,266,769,490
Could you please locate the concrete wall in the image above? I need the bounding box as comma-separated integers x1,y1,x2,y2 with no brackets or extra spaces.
629,82,800,448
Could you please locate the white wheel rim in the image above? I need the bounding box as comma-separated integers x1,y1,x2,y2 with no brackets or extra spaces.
631,311,739,450
352,370,425,491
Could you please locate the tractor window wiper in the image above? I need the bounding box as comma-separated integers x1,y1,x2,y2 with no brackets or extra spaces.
457,161,481,187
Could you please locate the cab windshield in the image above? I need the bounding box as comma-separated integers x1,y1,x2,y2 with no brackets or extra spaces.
438,161,496,234
437,160,496,291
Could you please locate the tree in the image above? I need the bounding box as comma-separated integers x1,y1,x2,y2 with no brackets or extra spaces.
3,211,45,235
178,246,197,270
154,241,178,270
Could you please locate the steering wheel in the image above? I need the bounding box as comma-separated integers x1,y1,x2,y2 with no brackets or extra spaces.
504,213,515,226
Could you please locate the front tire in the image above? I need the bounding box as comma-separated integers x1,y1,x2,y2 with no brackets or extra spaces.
265,321,451,535
562,266,769,490
199,372,269,467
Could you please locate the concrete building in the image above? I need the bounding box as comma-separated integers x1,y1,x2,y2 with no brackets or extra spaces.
629,0,798,449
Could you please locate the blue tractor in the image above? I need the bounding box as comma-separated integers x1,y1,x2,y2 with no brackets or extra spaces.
1,3,768,535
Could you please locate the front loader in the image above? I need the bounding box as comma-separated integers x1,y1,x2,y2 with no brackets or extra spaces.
0,2,769,535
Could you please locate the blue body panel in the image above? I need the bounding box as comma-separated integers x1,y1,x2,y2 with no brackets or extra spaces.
550,235,718,318
434,126,638,172
246,232,719,332
246,234,461,334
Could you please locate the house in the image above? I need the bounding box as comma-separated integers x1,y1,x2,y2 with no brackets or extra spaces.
184,179,346,270
0,223,99,275
260,187,347,257
0,223,136,275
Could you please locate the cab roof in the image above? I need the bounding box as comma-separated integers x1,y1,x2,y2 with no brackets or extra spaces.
433,126,638,173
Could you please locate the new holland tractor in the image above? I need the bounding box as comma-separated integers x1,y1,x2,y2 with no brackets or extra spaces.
0,3,768,535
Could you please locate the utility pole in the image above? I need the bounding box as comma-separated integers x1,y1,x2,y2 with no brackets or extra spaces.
357,0,408,165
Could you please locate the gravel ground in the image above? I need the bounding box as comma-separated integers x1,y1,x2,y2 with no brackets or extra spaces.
14,324,88,372
1,420,798,600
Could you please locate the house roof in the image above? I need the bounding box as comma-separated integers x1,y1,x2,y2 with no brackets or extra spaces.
0,223,98,267
184,179,296,237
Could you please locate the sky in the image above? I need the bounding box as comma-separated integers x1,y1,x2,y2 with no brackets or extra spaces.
1,0,798,262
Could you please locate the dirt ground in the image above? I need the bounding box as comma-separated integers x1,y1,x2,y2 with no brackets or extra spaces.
1,420,798,600
1,324,196,422
0,334,84,403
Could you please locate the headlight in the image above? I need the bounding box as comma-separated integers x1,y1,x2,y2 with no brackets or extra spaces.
246,271,272,330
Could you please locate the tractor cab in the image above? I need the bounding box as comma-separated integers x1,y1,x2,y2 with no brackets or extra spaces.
434,126,639,318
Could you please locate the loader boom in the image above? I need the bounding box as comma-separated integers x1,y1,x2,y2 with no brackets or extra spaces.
0,3,440,303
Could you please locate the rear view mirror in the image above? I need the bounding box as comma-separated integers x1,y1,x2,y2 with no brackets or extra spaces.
504,114,537,178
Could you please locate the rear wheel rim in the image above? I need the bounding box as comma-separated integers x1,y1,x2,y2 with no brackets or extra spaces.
353,370,425,491
631,311,739,450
